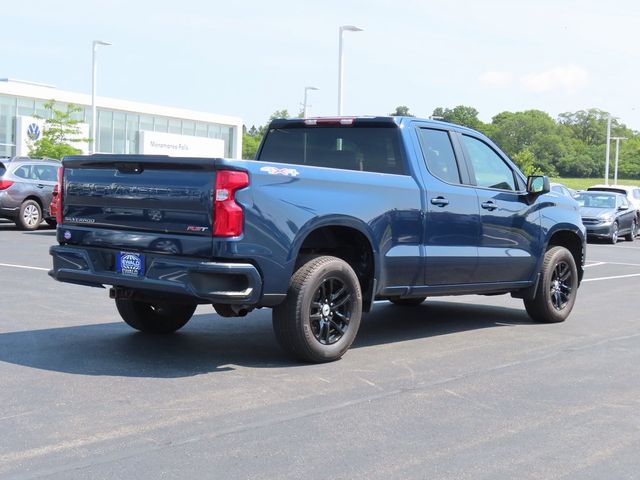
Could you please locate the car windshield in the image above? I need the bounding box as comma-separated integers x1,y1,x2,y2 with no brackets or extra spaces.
575,193,616,209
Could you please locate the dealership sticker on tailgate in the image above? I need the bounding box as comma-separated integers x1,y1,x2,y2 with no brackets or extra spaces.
116,252,145,277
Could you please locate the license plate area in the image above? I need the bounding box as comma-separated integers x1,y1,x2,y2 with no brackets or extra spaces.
116,251,145,277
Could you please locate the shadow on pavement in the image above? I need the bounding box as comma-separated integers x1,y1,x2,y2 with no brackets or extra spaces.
0,300,532,378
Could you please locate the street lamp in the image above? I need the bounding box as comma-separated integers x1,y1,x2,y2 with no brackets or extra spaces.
337,25,363,115
604,114,612,185
91,40,112,154
302,86,319,117
611,136,627,184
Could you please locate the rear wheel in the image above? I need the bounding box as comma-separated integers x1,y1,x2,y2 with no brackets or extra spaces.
389,297,427,306
272,256,362,363
524,246,578,323
17,200,42,230
115,298,196,333
625,220,637,242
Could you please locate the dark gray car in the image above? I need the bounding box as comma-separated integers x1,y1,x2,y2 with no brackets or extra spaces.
0,157,60,230
575,191,637,244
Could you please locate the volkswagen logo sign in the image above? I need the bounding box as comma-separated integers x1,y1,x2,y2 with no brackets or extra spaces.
27,123,41,141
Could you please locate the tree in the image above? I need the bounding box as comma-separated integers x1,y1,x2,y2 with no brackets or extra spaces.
431,105,484,131
389,106,414,117
28,100,87,159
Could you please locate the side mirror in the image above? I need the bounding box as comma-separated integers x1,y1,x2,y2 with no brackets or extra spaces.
618,205,629,211
526,175,550,195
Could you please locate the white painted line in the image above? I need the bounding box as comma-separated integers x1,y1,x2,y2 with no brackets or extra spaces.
583,273,640,283
600,261,640,268
0,262,48,272
584,262,605,268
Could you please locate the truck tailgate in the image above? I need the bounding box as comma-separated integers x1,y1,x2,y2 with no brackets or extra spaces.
62,155,215,237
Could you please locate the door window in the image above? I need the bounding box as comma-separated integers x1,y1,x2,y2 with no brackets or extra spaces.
417,128,461,184
462,135,516,191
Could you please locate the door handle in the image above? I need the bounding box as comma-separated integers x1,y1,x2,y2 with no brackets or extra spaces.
481,200,497,211
36,184,45,189
430,197,449,207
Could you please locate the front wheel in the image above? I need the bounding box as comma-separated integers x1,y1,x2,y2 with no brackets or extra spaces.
272,256,362,363
625,220,637,242
115,298,196,333
609,222,619,244
524,246,578,323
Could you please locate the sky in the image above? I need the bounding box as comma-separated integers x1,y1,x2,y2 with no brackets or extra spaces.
3,0,640,130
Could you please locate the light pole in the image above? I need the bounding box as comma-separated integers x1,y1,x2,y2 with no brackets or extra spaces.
337,25,363,115
611,136,627,184
91,40,112,154
604,114,611,185
302,86,319,117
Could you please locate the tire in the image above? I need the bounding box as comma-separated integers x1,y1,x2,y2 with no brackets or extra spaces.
625,220,637,242
608,222,619,244
524,246,578,324
17,200,42,230
389,297,427,306
115,298,196,333
45,218,57,228
272,256,363,363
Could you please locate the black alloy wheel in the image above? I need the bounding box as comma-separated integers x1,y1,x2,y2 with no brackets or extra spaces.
549,260,573,311
524,246,578,323
309,277,353,345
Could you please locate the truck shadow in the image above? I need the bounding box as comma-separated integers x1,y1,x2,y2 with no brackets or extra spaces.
0,300,532,378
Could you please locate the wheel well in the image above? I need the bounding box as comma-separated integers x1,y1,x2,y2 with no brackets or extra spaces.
296,226,375,311
547,230,584,283
23,196,43,210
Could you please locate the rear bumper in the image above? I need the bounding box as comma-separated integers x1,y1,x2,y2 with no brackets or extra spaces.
49,245,263,304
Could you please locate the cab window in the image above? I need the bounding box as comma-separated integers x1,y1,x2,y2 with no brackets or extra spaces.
462,135,516,191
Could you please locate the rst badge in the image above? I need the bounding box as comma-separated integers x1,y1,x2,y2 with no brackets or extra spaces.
186,226,209,232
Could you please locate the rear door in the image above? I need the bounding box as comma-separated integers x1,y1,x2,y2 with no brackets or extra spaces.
458,134,540,284
415,126,480,286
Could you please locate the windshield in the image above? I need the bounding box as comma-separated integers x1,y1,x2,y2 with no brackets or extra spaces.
575,193,616,209
258,126,406,175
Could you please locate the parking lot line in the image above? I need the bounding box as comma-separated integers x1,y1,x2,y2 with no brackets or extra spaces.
0,262,48,272
584,262,606,268
583,273,640,283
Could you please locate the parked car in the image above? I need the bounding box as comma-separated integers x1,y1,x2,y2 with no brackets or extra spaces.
0,157,60,230
575,191,637,243
587,184,640,227
551,182,577,199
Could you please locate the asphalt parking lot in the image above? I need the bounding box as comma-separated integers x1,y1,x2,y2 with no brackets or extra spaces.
1,220,639,479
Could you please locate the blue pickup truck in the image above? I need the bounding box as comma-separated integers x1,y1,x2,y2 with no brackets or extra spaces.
50,116,586,362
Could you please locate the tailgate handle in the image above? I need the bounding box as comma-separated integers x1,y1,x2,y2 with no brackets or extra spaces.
116,163,144,174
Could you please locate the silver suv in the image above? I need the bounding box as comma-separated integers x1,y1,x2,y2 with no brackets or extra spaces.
0,157,60,230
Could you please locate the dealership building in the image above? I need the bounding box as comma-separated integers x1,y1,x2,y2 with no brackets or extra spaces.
0,78,242,159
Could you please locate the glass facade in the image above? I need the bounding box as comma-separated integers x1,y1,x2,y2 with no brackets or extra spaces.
0,94,236,158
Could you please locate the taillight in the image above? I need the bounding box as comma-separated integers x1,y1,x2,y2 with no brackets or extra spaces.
214,170,249,237
304,117,355,126
55,166,63,224
0,180,14,190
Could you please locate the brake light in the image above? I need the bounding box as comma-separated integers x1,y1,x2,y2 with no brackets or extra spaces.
304,117,355,126
55,166,63,224
214,170,249,237
0,180,14,190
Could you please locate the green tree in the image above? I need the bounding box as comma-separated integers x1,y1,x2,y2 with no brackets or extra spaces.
512,148,543,176
431,105,484,131
389,106,414,117
28,100,87,159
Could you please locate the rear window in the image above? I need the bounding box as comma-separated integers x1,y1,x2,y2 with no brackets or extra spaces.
258,126,406,175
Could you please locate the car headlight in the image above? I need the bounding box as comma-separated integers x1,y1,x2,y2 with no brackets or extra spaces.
601,214,615,222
